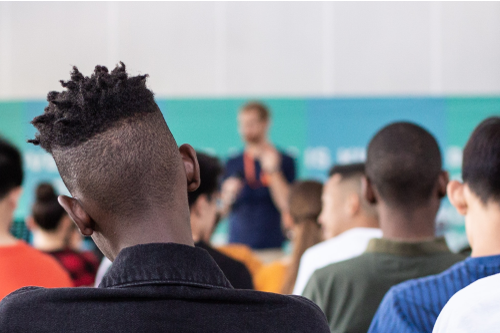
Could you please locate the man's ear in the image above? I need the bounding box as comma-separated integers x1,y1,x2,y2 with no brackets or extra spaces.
58,195,94,236
437,171,449,199
179,144,201,192
346,193,361,217
447,180,467,216
363,177,377,204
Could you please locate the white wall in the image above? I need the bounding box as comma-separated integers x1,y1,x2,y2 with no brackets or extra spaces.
0,1,499,99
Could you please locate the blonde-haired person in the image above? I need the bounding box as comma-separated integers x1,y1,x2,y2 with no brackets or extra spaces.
254,180,323,294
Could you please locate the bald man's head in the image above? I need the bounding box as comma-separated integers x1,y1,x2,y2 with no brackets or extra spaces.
366,122,442,208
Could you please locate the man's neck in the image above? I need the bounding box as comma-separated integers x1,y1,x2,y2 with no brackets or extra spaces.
470,203,500,258
105,211,195,261
378,203,437,242
32,230,67,252
0,201,17,246
245,140,267,157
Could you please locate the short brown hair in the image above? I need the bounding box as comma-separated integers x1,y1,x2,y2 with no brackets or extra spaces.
240,101,270,122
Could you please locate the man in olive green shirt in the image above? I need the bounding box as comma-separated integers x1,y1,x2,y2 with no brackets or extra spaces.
302,123,464,333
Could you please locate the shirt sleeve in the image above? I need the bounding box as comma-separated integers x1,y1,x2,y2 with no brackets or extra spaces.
369,287,417,333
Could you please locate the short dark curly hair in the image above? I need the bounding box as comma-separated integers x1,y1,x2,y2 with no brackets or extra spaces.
462,117,500,204
28,63,180,216
29,62,156,152
0,137,23,200
366,122,442,208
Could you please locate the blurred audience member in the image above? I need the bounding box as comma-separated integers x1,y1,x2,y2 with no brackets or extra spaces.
189,152,253,289
255,181,323,294
0,64,329,332
27,183,99,287
217,243,263,278
0,139,72,300
220,101,295,250
302,122,464,333
423,117,500,333
293,163,381,295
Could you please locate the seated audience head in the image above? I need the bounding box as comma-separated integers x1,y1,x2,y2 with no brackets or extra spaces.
28,63,200,260
0,138,23,231
281,180,323,294
26,183,75,249
364,122,447,240
188,152,223,243
447,117,500,257
238,101,270,145
318,163,378,239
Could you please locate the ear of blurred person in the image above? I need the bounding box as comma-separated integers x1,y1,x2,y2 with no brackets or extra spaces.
0,64,330,332
292,163,382,296
254,180,323,294
0,138,73,301
27,183,99,287
302,122,464,333
370,117,500,333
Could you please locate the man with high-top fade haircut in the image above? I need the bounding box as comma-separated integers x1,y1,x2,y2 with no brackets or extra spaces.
0,63,329,333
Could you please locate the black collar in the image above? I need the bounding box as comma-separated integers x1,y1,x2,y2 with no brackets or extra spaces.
100,243,232,289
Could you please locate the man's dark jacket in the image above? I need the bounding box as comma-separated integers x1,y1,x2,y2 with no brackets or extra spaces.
0,243,329,332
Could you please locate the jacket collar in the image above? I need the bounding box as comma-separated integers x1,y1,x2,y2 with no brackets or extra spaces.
100,243,232,289
365,237,451,256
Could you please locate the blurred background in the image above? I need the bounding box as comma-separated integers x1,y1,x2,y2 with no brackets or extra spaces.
1,2,499,251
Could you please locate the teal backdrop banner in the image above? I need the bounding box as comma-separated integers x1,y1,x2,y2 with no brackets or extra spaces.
1,97,499,251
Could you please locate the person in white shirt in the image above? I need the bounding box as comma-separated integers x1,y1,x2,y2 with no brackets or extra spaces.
433,273,500,333
433,117,500,333
293,163,381,295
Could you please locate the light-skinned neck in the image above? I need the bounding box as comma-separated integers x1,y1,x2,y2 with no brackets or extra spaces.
468,201,500,258
245,138,268,157
0,188,22,247
29,215,72,252
450,182,500,258
31,229,67,252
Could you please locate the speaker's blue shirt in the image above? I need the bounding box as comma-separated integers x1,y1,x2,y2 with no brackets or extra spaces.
368,254,500,333
224,151,295,249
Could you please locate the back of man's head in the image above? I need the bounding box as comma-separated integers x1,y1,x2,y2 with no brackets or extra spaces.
29,63,180,216
366,122,443,209
0,138,23,201
28,63,198,259
462,117,500,204
188,152,223,208
329,163,377,219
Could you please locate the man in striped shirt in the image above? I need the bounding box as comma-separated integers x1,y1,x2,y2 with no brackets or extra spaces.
369,116,500,333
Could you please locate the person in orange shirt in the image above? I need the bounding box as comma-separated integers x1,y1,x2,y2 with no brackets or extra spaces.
0,138,72,300
254,180,323,294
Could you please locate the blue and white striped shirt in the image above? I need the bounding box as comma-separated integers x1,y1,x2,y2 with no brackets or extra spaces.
368,254,500,333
